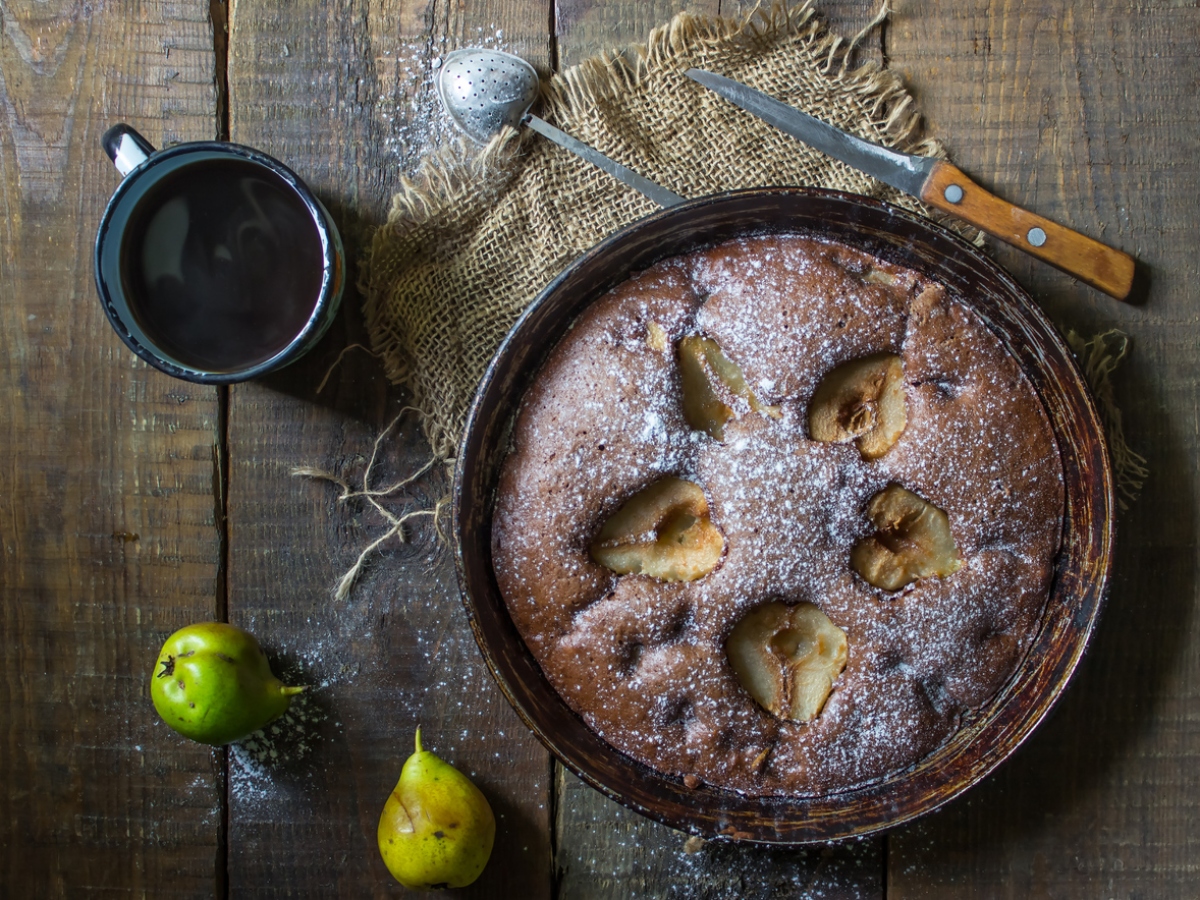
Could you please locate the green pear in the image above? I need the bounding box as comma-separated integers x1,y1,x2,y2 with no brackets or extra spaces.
150,622,304,746
377,729,496,890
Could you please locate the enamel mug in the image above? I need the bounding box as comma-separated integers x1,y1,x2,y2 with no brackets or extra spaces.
94,124,344,383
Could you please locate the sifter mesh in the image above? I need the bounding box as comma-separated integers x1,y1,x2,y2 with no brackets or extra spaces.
437,50,540,144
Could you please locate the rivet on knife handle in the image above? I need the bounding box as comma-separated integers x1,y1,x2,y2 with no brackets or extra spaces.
922,161,1135,301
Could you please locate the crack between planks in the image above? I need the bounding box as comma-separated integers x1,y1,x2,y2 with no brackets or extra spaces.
214,389,230,620
209,0,231,889
550,759,563,899
211,0,231,140
214,385,231,900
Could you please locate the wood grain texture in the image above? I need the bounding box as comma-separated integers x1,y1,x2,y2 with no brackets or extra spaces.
223,0,553,895
555,0,718,67
887,0,1200,895
0,0,223,895
555,769,883,899
554,0,883,69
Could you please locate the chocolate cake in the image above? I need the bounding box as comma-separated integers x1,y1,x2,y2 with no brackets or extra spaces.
491,233,1063,796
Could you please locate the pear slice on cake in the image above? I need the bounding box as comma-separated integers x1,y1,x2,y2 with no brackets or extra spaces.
678,335,779,441
851,484,962,591
590,476,725,582
726,601,848,723
808,352,906,459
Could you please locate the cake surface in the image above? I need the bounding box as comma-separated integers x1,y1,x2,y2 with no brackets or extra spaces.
491,233,1063,796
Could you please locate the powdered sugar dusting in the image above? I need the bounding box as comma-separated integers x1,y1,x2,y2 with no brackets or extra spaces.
492,234,1064,796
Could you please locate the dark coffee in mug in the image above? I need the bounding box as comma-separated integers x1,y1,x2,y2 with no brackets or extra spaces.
95,125,343,384
120,157,324,372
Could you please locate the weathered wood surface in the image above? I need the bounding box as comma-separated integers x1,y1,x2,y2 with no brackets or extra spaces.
555,767,884,899
886,0,1200,895
221,0,553,896
0,0,223,895
2,0,1198,896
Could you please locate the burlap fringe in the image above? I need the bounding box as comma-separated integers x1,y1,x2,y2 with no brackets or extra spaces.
1067,330,1148,510
292,408,450,600
541,1,935,160
360,131,525,393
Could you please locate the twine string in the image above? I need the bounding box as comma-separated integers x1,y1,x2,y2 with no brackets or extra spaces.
316,343,384,394
292,407,447,600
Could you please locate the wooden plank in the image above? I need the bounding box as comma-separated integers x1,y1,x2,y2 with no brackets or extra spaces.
556,769,882,899
550,3,885,897
556,0,882,69
555,0,719,68
222,0,554,895
0,0,223,895
720,0,885,54
887,0,1200,895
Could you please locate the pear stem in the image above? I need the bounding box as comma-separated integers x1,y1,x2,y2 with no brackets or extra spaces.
415,726,423,755
280,685,306,697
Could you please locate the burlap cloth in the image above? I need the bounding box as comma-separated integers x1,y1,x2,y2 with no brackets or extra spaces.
362,1,1145,502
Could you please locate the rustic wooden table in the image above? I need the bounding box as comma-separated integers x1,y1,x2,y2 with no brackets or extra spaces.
3,0,1197,895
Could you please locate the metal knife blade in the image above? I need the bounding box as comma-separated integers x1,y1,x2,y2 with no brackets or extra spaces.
685,67,1138,301
686,68,934,196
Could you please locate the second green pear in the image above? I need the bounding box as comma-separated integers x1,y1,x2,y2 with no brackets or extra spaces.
378,729,496,890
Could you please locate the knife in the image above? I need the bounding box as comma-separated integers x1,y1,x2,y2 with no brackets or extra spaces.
686,68,1136,301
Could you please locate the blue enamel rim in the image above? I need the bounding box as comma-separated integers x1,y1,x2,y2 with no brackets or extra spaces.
93,140,343,384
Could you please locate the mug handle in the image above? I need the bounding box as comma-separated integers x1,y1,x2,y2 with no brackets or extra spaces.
101,124,157,178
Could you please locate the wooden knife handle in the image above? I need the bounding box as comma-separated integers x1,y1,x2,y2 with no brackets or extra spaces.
920,160,1136,301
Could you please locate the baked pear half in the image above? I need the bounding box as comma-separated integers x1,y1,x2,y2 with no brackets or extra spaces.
727,601,848,722
590,477,725,582
808,352,906,459
851,484,962,591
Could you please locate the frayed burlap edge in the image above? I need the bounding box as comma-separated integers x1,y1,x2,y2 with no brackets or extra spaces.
1067,330,1148,509
539,2,940,164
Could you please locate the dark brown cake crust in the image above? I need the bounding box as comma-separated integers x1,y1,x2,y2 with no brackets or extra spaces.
492,234,1063,796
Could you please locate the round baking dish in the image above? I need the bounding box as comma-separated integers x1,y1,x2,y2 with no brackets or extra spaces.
453,187,1114,844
